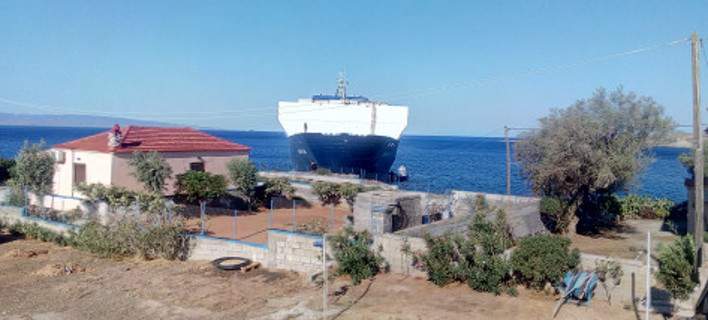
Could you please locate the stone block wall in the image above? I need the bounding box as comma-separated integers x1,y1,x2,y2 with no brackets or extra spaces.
373,233,427,278
267,229,324,273
187,235,268,263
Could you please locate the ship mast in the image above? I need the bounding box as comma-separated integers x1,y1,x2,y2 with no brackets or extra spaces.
336,72,348,101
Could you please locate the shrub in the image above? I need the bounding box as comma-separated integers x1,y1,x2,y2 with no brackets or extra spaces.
328,227,385,285
511,234,580,289
76,183,168,215
8,222,69,245
227,158,258,206
618,194,673,220
420,234,468,286
419,209,513,294
4,179,26,207
174,171,227,204
339,183,364,211
0,158,15,185
312,181,343,206
263,177,295,200
12,141,55,197
656,236,698,300
129,151,173,193
71,217,187,260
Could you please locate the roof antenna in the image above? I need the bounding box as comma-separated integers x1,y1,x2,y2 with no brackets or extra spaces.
336,72,347,100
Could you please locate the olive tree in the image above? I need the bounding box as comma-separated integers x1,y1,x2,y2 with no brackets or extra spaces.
226,158,257,209
175,171,227,235
13,141,55,201
515,88,674,233
129,151,173,193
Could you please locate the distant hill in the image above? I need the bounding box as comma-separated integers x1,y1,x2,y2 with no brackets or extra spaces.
0,113,173,128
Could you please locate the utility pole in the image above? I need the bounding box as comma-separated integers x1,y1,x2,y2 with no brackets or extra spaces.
692,32,704,268
505,126,511,195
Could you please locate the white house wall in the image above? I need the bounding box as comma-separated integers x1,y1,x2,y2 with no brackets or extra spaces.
52,149,114,198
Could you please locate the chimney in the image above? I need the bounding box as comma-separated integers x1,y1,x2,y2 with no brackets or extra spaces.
107,124,122,148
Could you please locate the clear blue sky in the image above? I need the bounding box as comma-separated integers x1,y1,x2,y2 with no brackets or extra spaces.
0,1,707,136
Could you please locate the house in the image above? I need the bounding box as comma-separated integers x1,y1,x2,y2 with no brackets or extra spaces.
44,124,250,211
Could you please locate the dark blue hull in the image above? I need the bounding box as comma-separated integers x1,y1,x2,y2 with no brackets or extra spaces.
288,133,399,178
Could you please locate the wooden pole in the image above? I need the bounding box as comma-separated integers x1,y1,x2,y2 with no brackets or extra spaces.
692,32,704,268
505,126,511,195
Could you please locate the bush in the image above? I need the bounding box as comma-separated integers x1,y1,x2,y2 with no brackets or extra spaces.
0,158,15,185
4,179,26,206
174,171,227,204
618,194,673,220
263,177,295,200
12,141,55,196
76,183,168,214
420,234,468,286
510,234,580,289
8,222,69,245
339,183,364,211
328,227,385,285
129,151,173,193
419,209,514,294
71,217,187,260
656,236,698,300
227,158,258,206
312,181,343,206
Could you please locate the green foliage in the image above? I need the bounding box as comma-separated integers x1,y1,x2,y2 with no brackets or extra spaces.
0,158,15,185
678,147,708,177
656,236,698,300
539,196,569,233
312,181,343,206
175,171,227,204
515,88,674,232
339,183,364,211
4,179,27,206
420,209,514,294
76,183,167,214
618,194,673,220
8,222,69,246
328,227,385,285
226,158,258,204
71,217,187,260
510,234,580,289
12,141,55,196
129,151,173,193
263,177,295,199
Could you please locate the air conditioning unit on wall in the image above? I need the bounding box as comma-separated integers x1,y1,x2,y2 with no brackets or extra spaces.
54,150,65,163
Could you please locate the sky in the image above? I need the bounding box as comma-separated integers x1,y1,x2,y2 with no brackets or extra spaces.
0,1,707,136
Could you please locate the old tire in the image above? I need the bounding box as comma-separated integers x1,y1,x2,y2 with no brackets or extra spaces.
211,257,251,271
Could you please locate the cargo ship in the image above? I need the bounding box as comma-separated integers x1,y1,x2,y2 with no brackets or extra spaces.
277,75,409,179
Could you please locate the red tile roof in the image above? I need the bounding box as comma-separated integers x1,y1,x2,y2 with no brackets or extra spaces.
54,126,251,154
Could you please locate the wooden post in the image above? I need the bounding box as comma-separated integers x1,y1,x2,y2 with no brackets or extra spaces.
505,126,511,195
692,32,704,267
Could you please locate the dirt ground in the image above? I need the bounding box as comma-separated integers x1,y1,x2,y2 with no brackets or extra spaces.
184,204,350,243
569,219,678,260
0,232,642,320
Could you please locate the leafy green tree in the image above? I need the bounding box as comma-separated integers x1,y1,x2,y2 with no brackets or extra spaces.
226,158,258,208
129,151,173,193
263,177,295,200
175,171,227,235
312,181,343,206
0,158,15,185
510,234,580,289
328,227,384,285
656,236,698,300
515,88,674,233
339,182,364,212
13,141,55,197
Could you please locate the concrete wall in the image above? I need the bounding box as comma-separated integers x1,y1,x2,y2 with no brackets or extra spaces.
111,151,248,194
373,233,427,278
0,205,77,235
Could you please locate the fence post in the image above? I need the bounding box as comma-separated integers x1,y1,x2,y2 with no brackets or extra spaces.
268,198,274,229
329,204,334,231
233,209,238,240
199,201,206,236
291,199,296,232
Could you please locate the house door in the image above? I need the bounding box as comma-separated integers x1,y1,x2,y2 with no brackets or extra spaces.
73,163,86,186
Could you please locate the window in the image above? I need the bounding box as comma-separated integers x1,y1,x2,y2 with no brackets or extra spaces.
73,163,86,185
189,162,205,172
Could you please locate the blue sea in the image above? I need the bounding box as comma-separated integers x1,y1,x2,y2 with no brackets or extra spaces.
0,125,691,203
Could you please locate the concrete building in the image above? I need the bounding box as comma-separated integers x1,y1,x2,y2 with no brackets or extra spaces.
44,124,250,211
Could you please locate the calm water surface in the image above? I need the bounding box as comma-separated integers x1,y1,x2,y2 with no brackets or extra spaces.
0,125,690,202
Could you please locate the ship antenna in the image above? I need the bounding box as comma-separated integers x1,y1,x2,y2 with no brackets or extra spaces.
336,72,347,100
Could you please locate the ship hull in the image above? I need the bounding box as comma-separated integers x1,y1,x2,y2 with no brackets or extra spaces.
288,133,399,178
